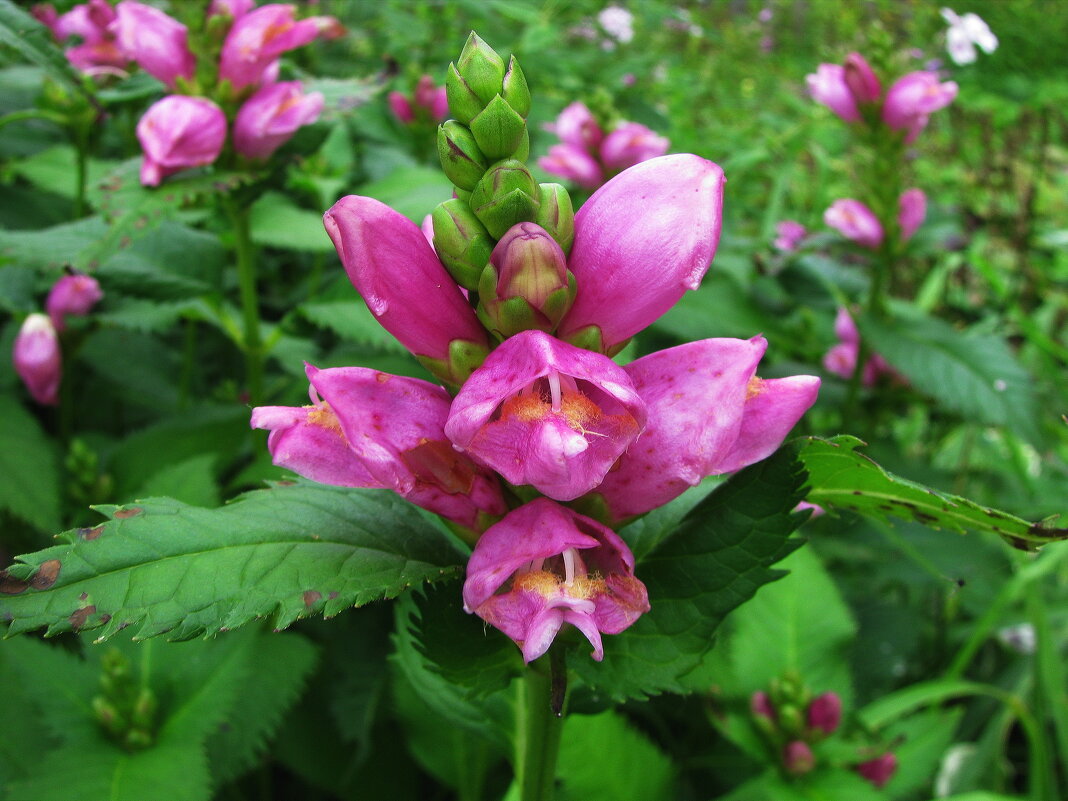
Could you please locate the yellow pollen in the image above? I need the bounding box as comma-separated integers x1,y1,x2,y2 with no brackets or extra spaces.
746,376,765,401
512,569,606,600
500,391,603,432
307,403,343,435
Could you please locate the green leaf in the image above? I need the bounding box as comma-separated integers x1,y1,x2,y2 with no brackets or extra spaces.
0,394,61,532
880,707,964,799
571,445,808,701
653,272,780,341
0,0,94,102
717,768,884,801
249,191,334,252
360,165,454,223
555,711,677,801
11,145,119,202
136,453,221,509
858,310,1040,442
0,641,53,780
0,216,108,271
798,436,1068,549
300,299,408,353
0,483,465,641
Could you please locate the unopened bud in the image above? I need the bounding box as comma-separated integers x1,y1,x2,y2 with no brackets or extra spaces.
857,752,897,788
456,32,507,105
469,159,539,239
807,692,842,737
124,728,154,751
470,94,527,160
843,52,881,105
534,183,575,253
777,703,804,737
477,222,576,337
416,338,490,390
431,199,495,290
783,740,816,776
502,55,531,118
445,62,483,125
132,688,158,730
92,696,124,735
438,121,488,191
751,690,776,721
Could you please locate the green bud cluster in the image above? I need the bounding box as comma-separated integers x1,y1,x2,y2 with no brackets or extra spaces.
92,649,158,752
433,32,576,307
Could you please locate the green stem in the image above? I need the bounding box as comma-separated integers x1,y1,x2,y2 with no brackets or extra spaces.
516,662,564,801
73,128,88,219
226,198,264,405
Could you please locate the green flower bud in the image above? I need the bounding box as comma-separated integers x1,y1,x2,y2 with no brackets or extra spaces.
456,32,506,105
470,94,527,160
416,339,490,389
512,127,530,162
438,120,488,191
445,62,483,125
469,159,539,239
502,55,531,118
534,183,575,253
132,688,157,730
432,199,495,290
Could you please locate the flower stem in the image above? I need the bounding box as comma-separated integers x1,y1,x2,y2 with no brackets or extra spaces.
516,659,564,801
226,197,264,405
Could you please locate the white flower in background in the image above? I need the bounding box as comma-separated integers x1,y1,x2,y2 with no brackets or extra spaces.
941,8,998,65
598,6,634,44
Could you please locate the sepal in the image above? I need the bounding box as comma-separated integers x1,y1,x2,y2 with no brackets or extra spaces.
469,159,540,238
437,120,488,190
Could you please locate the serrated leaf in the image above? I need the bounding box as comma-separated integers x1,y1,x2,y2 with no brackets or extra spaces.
11,145,120,202
96,298,211,333
0,394,61,532
0,483,465,641
0,0,95,102
249,191,334,253
0,216,108,271
798,436,1068,549
360,165,454,223
77,327,181,411
299,300,408,353
858,311,1040,442
570,445,808,701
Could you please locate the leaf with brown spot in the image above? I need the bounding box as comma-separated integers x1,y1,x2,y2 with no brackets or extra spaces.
113,507,143,519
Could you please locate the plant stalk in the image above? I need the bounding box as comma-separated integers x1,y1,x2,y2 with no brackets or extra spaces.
227,198,264,405
516,661,564,801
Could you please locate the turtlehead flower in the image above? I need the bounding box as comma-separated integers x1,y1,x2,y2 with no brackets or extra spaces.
39,0,126,73
881,71,958,142
538,144,603,190
591,336,820,523
843,52,881,105
857,753,898,788
389,75,449,125
773,220,807,252
462,498,649,662
251,364,506,532
444,329,646,502
942,8,998,65
783,741,816,776
806,63,860,123
46,273,102,330
898,188,927,241
823,307,895,387
824,198,883,249
209,0,255,20
13,314,61,406
600,122,670,172
111,1,195,88
807,692,842,736
234,81,324,160
550,101,603,152
136,95,227,187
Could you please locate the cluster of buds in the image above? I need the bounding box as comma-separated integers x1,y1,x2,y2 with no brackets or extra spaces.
822,308,901,388
824,189,926,251
253,34,820,666
13,272,102,406
389,74,449,126
538,101,669,190
91,649,158,751
32,2,342,185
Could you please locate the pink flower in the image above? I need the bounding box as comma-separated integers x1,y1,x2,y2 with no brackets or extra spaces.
219,4,340,90
557,154,724,353
751,690,776,721
111,1,195,88
388,75,449,125
250,363,506,532
209,0,255,20
881,71,958,142
823,307,894,387
773,220,807,252
824,198,883,249
233,81,324,160
537,144,604,190
842,52,881,105
599,122,670,172
783,741,816,775
857,753,898,788
136,96,227,187
387,91,414,124
46,0,127,73
45,273,102,330
806,63,860,123
322,196,488,378
13,314,61,406
807,692,842,735
898,188,926,241
462,498,649,662
549,102,604,152
444,330,646,502
592,336,820,523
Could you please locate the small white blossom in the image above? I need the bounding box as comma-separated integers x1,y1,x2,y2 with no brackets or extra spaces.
598,6,634,44
941,8,998,65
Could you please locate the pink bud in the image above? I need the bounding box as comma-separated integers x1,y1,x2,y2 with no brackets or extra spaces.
13,314,61,406
551,102,603,152
233,81,324,160
111,1,195,88
882,71,958,142
773,220,807,252
387,90,414,124
31,4,61,36
599,122,670,172
857,753,898,788
136,96,227,186
898,188,926,241
46,273,102,330
414,75,448,121
824,198,883,249
842,52,881,105
489,222,571,317
783,741,816,776
538,144,604,190
751,691,776,721
807,692,842,735
806,63,860,123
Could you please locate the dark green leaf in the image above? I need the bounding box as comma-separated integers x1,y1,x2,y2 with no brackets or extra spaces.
249,191,334,253
360,165,454,223
0,394,61,532
0,0,94,102
300,300,408,353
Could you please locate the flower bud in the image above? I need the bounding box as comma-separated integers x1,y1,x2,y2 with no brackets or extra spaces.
502,55,531,118
445,62,483,125
46,272,102,330
806,692,842,736
534,183,576,253
431,198,495,290
469,159,540,239
777,702,804,737
898,188,926,241
783,741,816,776
111,1,195,89
136,95,227,187
477,222,576,337
13,313,61,406
843,52,881,105
438,120,488,191
233,81,324,161
857,753,898,788
387,90,413,124
751,690,776,721
456,31,506,106
470,94,527,160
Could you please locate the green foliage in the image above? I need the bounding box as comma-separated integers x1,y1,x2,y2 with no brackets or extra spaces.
249,191,335,253
0,483,465,640
0,0,93,101
0,394,60,532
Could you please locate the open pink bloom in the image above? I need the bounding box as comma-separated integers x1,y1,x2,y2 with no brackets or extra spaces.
219,4,340,90
44,0,127,72
823,307,894,387
111,1,195,88
898,188,926,241
445,330,646,501
323,195,488,367
881,71,958,142
593,336,820,523
46,273,102,330
136,96,227,187
557,154,724,352
13,314,61,406
857,753,898,788
463,498,649,662
599,122,670,172
824,198,883,249
234,81,324,160
549,102,603,152
806,63,860,123
773,219,807,252
538,144,604,190
251,364,506,532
